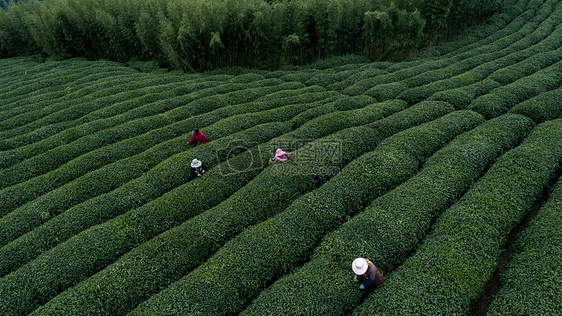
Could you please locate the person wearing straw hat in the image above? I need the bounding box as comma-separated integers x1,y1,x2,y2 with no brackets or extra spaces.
187,128,207,145
268,148,293,165
190,158,206,177
352,258,386,289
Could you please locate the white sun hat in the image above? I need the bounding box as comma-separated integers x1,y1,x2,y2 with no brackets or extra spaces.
352,258,368,275
191,159,202,168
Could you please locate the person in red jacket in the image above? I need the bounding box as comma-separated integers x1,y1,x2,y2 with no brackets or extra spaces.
352,257,386,289
187,128,207,145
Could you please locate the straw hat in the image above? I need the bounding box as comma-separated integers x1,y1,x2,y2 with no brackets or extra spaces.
352,258,368,275
191,159,202,168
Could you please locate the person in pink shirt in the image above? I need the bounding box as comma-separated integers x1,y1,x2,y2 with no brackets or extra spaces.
352,257,386,289
187,128,207,145
268,148,293,165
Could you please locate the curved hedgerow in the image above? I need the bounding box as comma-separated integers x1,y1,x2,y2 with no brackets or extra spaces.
30,100,410,316
426,89,476,110
341,59,450,97
0,93,336,276
364,101,454,134
364,82,408,102
325,65,385,91
289,95,375,128
304,70,358,88
127,111,484,316
468,58,562,119
0,92,332,250
0,65,147,110
355,118,562,315
508,87,562,123
485,177,562,315
0,72,177,139
429,15,521,58
0,122,292,316
0,80,217,157
0,74,291,152
0,97,400,316
0,77,230,153
304,55,371,70
0,69,145,142
461,78,503,97
488,46,562,85
253,85,325,102
352,1,557,105
0,58,122,107
0,61,134,120
280,70,321,84
243,113,535,316
396,4,562,105
0,80,304,203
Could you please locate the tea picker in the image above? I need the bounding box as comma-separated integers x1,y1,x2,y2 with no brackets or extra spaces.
352,257,386,289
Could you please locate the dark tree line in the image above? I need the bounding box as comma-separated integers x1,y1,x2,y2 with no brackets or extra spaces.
0,0,497,70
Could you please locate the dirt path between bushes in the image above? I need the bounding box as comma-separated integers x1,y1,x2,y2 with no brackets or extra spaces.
469,172,560,315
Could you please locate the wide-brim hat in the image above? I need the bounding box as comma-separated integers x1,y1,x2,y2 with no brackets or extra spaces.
352,258,368,275
191,159,202,168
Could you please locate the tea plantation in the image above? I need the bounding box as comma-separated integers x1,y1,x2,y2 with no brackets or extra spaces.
1,0,562,315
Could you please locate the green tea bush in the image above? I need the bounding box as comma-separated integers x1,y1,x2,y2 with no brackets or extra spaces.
291,100,407,140
365,101,455,136
2,96,399,315
304,69,359,88
243,114,534,315
397,4,560,107
0,97,328,249
402,69,453,89
229,73,265,83
468,91,520,120
262,70,290,79
345,59,451,96
0,82,207,152
355,118,562,315
365,82,408,101
303,73,340,87
427,89,476,110
127,111,484,316
0,61,128,118
0,79,296,178
0,85,281,215
508,87,562,123
486,178,562,315
469,61,562,119
0,58,101,99
0,119,301,277
253,85,323,102
0,72,162,140
0,123,292,316
0,74,230,149
488,47,562,85
280,70,320,84
30,100,408,316
463,79,502,96
289,95,375,128
398,76,463,104
330,67,387,93
304,55,370,70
